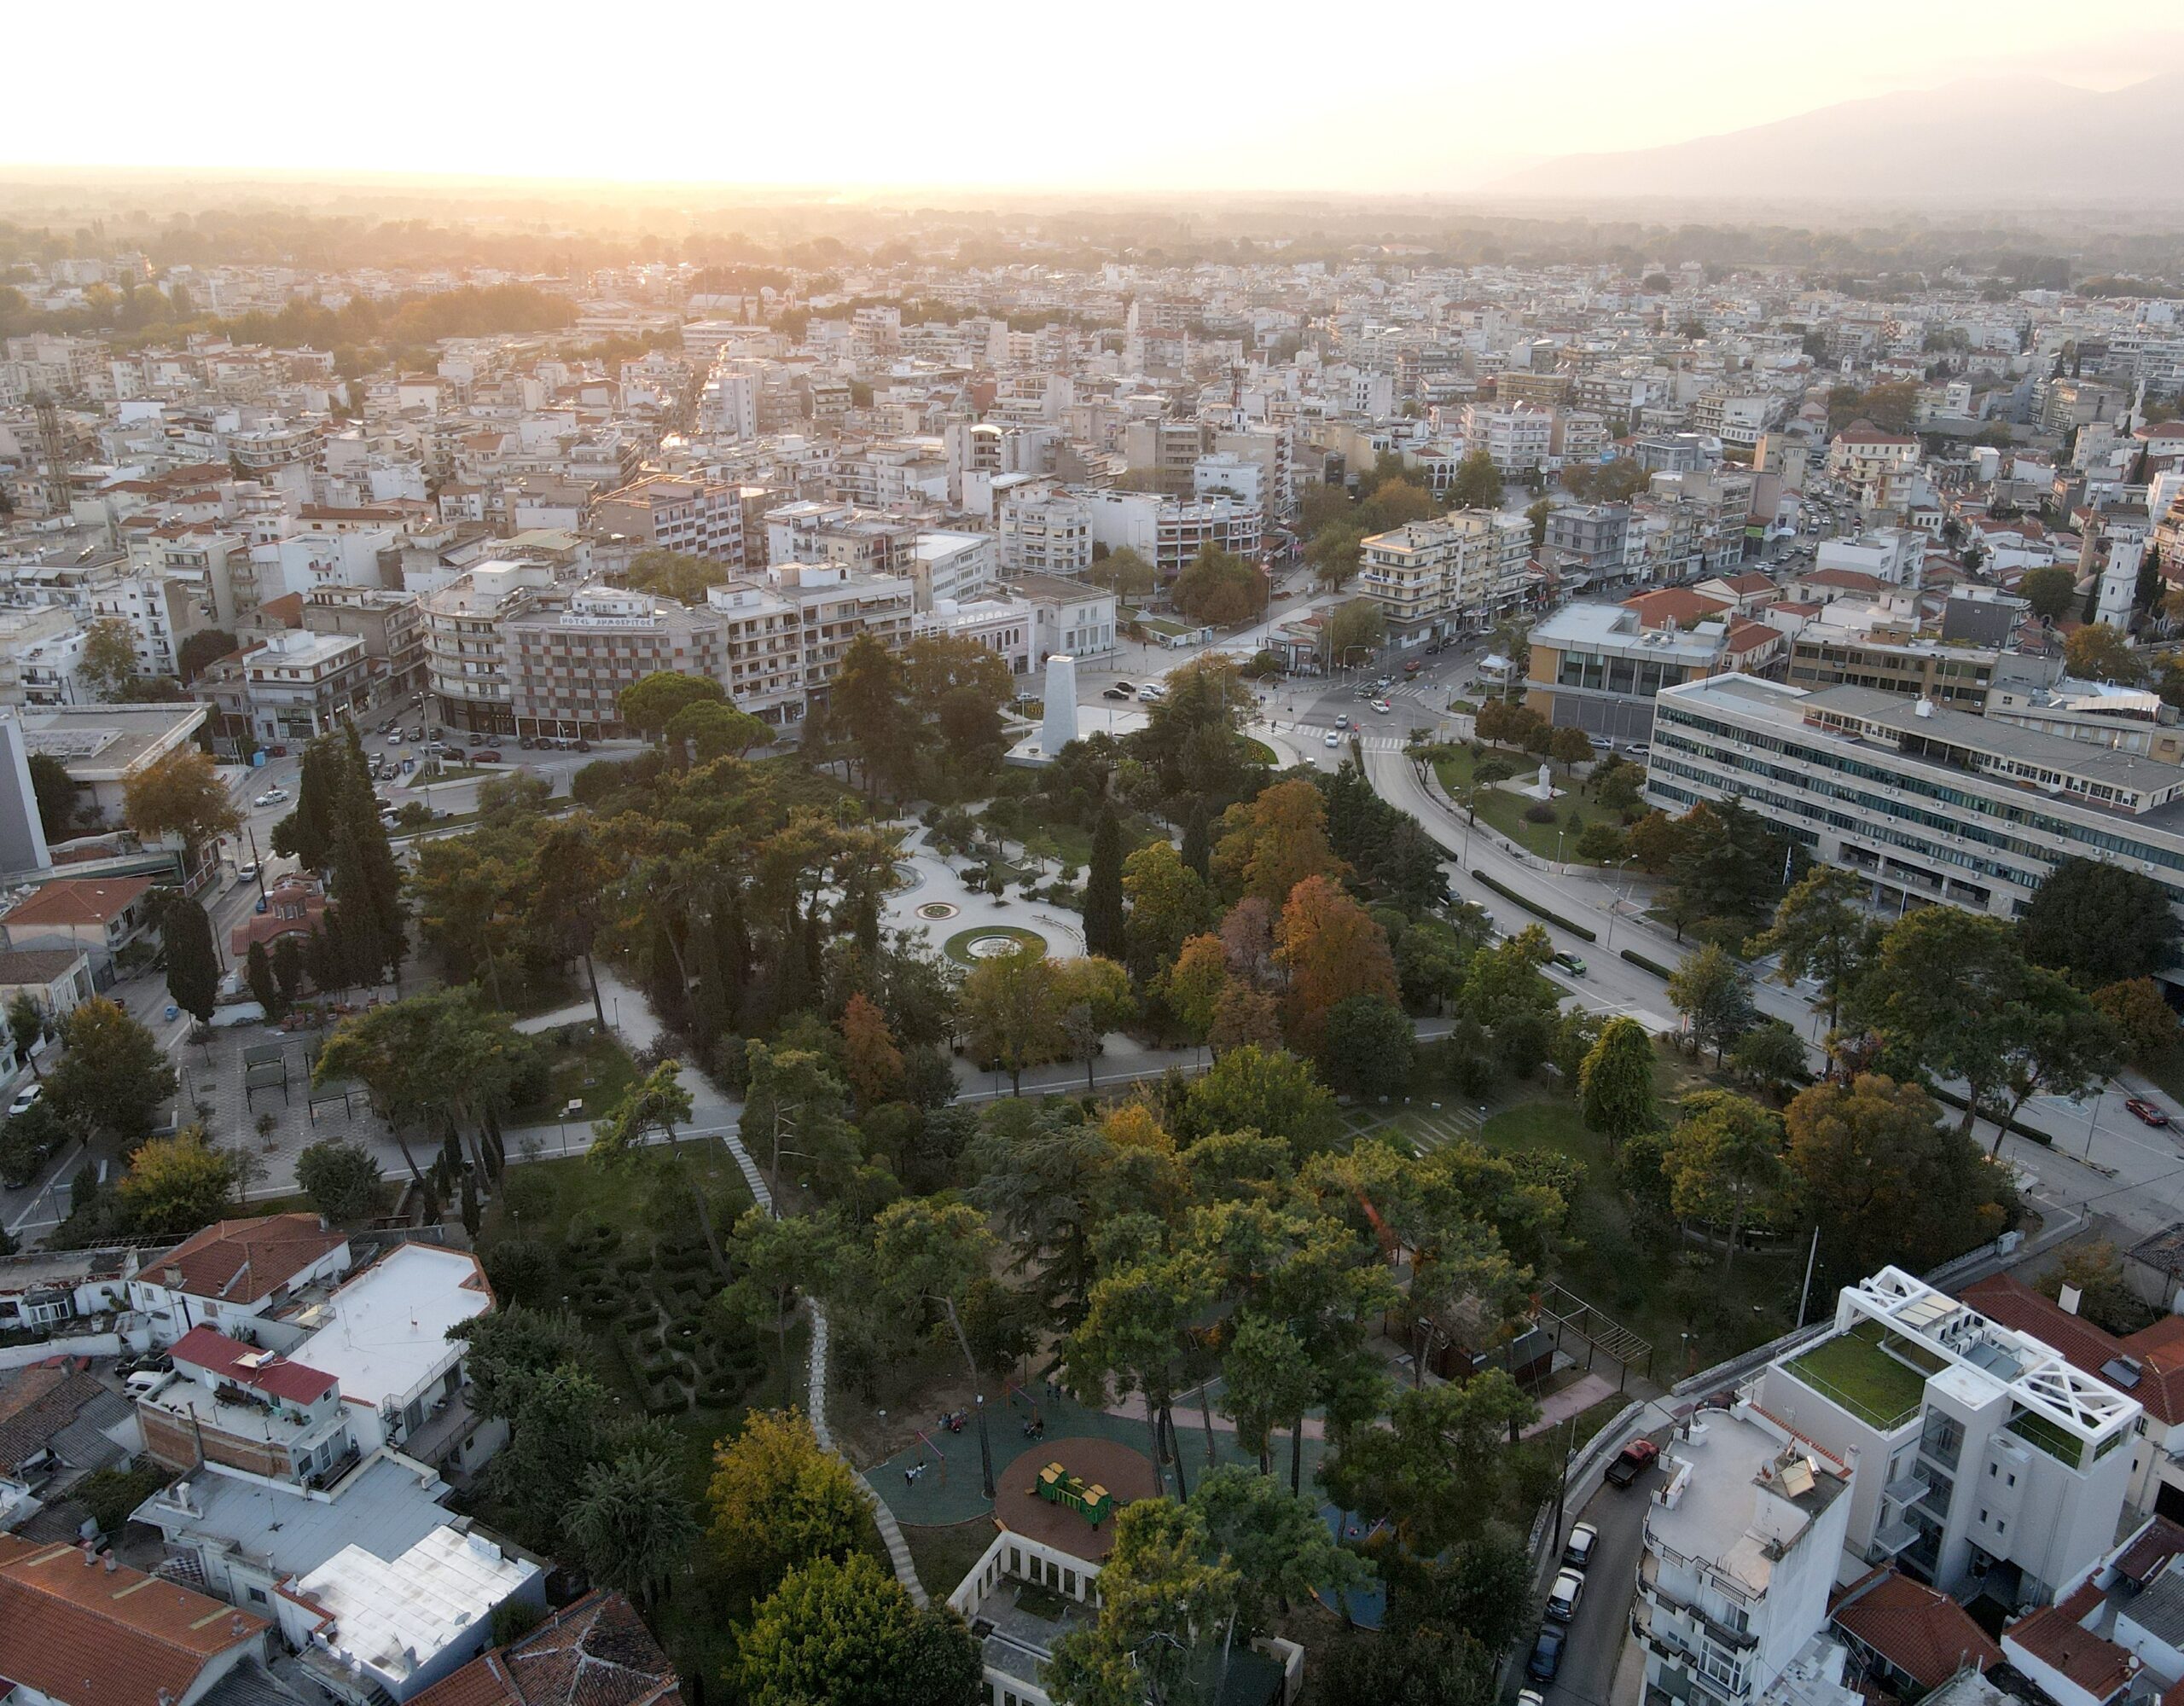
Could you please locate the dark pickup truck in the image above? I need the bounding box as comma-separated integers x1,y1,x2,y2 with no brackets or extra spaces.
1605,1437,1660,1488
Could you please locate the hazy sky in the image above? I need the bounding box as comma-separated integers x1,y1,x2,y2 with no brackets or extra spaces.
11,0,2176,194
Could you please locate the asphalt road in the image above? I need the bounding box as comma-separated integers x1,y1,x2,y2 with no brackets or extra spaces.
1543,1461,1659,1706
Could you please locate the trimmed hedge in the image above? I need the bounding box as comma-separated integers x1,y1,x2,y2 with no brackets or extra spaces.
1928,1086,2055,1147
1621,948,1675,979
1471,870,1598,942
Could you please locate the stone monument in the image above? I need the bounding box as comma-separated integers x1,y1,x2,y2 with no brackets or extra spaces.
1041,654,1078,754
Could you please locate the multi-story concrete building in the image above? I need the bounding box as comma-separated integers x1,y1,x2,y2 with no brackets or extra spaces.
1461,401,1554,473
1827,431,1920,509
235,629,371,745
1757,1267,2139,1599
591,475,745,566
996,485,1094,577
1356,510,1531,646
909,531,996,611
1645,674,2184,941
1077,489,1263,587
506,585,727,740
1526,601,1781,741
302,585,425,700
421,560,561,736
1546,503,1638,589
1633,1403,1859,1706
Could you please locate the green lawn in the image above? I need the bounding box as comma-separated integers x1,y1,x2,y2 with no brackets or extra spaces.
507,1030,638,1123
1783,1320,1929,1430
942,924,1048,966
904,1518,999,1600
1371,1080,1798,1380
1432,742,1622,865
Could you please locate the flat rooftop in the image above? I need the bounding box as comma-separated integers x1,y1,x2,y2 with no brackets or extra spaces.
288,1244,491,1405
1784,1319,1937,1431
138,1450,453,1579
1647,1408,1844,1597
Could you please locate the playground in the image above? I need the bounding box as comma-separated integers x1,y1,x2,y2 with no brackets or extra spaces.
994,1439,1154,1562
865,1379,1333,1539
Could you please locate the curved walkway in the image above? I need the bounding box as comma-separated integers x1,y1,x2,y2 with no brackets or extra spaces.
707,1117,928,1606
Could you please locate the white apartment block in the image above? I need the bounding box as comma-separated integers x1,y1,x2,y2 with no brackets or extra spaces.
422,560,561,736
1461,401,1554,473
910,531,996,611
1076,488,1263,586
1635,1403,1859,1706
1356,509,1531,645
996,486,1093,577
1757,1267,2139,1600
1644,675,2184,946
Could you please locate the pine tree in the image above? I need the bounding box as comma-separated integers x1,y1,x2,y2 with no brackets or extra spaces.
1083,807,1126,960
161,897,221,1025
1181,800,1211,880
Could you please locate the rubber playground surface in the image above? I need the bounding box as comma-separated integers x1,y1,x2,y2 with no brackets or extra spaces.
868,1380,1331,1530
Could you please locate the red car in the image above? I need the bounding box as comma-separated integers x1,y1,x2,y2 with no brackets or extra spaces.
1606,1438,1660,1487
2126,1099,2171,1128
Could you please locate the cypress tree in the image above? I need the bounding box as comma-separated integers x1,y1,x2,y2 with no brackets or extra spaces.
1180,800,1211,881
271,935,305,1007
2083,578,2102,624
162,897,220,1025
1083,807,1126,960
245,938,280,1014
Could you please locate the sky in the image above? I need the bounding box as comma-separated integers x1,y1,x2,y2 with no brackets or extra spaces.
9,0,2179,194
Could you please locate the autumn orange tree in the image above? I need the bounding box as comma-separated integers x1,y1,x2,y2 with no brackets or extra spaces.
837,991,904,1111
1212,779,1347,908
1274,875,1399,1057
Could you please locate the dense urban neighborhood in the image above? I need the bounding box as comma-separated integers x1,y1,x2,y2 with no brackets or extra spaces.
19,45,2184,1706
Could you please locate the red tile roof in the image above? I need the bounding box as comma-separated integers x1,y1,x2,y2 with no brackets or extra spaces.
1622,588,1731,630
3,877,151,931
1833,1570,2001,1689
1960,1274,2184,1425
407,1593,680,1706
2113,1517,2184,1587
169,1326,338,1407
0,1533,267,1706
2005,1583,2138,1703
150,1213,346,1307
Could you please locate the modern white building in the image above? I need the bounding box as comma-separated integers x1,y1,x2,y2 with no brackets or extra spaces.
1757,1267,2140,1601
1644,675,2184,945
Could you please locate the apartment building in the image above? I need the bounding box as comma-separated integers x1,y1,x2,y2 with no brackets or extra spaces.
1784,632,2013,711
1757,1267,2138,1599
778,560,915,699
506,584,727,740
1546,504,1639,589
1644,675,2184,939
706,582,805,723
996,485,1094,577
303,584,426,698
591,474,744,566
1356,511,1521,645
1077,488,1263,585
1461,401,1554,473
1633,1403,1859,1706
1694,390,1780,452
909,530,996,610
422,560,561,736
212,629,369,745
1827,431,1920,508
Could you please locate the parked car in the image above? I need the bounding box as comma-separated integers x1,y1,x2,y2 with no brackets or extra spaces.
1626,742,1649,757
9,1082,43,1118
1546,1569,1584,1622
1526,1628,1565,1684
1550,952,1588,977
2127,1099,2171,1127
468,732,485,746
1563,1520,1600,1571
125,1369,168,1396
237,861,260,881
519,735,537,750
575,739,591,752
1112,680,1137,694
1102,687,1132,700
1606,1437,1660,1487
1137,682,1165,700
476,749,503,763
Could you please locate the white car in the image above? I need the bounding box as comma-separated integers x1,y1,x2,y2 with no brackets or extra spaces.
1563,1520,1600,1570
252,787,288,808
1323,730,1340,747
8,1082,42,1118
1137,682,1165,701
1547,1568,1585,1622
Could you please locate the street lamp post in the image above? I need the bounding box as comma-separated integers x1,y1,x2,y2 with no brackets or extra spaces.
1600,853,1640,950
928,1295,996,1500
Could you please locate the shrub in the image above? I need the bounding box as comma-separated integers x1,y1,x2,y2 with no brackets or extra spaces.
483,1237,554,1304
1619,948,1675,979
1470,870,1598,941
1523,801,1558,824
